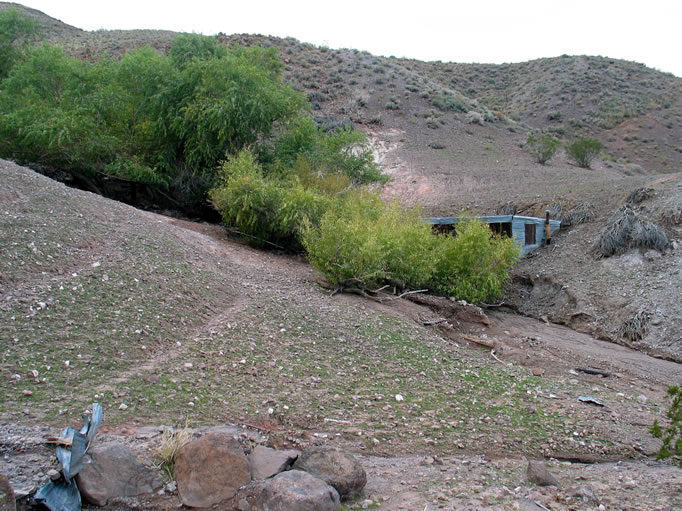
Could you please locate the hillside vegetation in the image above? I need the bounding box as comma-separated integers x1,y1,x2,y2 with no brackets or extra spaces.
1,3,680,355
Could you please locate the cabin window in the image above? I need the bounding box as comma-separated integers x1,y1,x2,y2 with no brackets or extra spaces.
490,222,512,237
524,223,537,246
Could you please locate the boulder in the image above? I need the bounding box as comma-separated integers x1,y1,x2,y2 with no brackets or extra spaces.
174,432,250,508
526,460,559,487
260,470,340,511
293,447,366,500
248,446,299,480
76,441,162,506
0,474,16,511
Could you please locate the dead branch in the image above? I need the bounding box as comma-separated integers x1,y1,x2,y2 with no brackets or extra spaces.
422,317,447,326
46,436,73,447
323,418,352,424
576,367,611,377
344,287,381,302
490,349,507,365
381,288,429,302
461,334,495,348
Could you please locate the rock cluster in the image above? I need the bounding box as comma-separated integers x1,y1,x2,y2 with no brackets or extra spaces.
1,427,367,511
173,432,366,510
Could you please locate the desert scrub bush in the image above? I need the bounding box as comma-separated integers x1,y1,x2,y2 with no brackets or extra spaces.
594,206,668,258
465,111,485,125
385,96,401,110
566,137,602,168
651,385,682,467
431,94,468,112
525,133,560,164
547,202,593,226
303,198,520,303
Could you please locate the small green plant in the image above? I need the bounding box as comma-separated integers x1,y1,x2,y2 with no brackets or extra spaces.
651,385,682,467
525,133,561,164
566,137,602,169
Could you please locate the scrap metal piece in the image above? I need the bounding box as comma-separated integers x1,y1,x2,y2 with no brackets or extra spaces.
35,403,103,511
578,396,605,407
34,479,81,511
56,427,87,480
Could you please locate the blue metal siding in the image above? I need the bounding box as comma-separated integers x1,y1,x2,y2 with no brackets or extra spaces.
426,215,561,256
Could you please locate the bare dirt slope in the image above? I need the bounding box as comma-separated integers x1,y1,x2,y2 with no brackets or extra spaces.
2,160,681,510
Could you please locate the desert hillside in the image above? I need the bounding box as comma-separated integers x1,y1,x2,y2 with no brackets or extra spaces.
1,4,682,508
1,1,680,361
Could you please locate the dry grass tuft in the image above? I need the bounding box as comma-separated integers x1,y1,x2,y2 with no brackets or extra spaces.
594,206,668,258
626,187,654,205
618,310,650,342
548,202,594,226
155,426,193,480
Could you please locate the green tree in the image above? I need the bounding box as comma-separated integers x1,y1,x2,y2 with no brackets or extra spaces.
0,8,40,79
166,52,306,172
566,137,602,169
525,132,560,165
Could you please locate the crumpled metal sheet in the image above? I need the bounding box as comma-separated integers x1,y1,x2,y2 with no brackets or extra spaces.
34,479,81,511
56,427,87,480
34,403,103,511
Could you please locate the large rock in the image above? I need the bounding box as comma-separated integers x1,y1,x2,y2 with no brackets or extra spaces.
76,441,162,506
260,470,340,511
0,474,16,511
174,432,250,508
248,446,299,480
293,447,366,500
526,460,559,487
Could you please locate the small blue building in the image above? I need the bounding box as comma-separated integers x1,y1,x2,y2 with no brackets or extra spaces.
426,215,562,256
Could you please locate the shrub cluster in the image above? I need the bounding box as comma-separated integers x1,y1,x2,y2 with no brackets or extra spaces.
302,198,520,304
0,25,381,208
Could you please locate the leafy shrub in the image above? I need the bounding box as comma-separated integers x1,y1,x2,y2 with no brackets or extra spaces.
302,199,520,303
651,385,682,467
566,137,602,168
429,220,519,303
525,133,560,164
209,149,333,250
268,117,384,184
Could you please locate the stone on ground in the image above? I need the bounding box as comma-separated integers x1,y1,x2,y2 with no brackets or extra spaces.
293,447,366,500
248,446,299,480
259,470,340,511
1,474,16,511
526,460,559,487
76,441,162,506
174,432,250,508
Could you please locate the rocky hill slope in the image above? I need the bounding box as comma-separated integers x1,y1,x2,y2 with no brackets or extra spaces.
1,2,680,361
2,159,682,510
